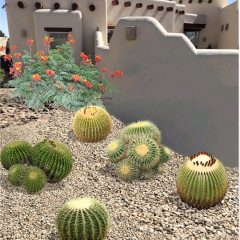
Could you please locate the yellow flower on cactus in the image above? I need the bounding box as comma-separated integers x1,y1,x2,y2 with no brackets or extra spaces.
32,74,41,82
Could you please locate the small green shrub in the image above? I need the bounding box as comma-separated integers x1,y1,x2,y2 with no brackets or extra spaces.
0,140,32,169
56,197,110,240
9,35,122,111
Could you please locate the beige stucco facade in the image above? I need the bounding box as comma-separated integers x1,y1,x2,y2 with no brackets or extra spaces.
5,0,238,62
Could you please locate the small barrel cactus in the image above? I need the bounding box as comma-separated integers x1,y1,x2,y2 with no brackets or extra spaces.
56,197,110,240
128,138,159,170
22,166,47,193
117,158,140,182
0,140,32,169
159,145,170,163
31,140,73,183
176,152,228,209
72,106,112,142
8,164,27,186
141,162,162,180
121,120,161,145
106,139,127,163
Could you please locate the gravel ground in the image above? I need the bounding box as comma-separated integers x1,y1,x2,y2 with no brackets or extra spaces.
0,109,238,240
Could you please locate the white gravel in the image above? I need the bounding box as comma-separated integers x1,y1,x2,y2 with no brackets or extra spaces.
0,109,238,240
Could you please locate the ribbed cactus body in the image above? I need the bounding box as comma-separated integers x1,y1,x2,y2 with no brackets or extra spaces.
31,140,73,183
22,166,47,193
73,106,112,142
121,121,161,145
159,146,170,163
8,164,27,186
128,138,159,170
117,158,140,182
106,139,126,163
56,197,110,240
176,152,228,209
1,140,32,169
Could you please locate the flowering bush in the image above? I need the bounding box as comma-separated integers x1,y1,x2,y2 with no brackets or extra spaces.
9,35,123,111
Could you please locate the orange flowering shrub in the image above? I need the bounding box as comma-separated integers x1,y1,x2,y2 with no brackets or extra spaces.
9,35,123,110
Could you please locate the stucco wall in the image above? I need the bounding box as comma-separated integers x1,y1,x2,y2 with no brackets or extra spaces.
95,17,238,167
218,1,239,49
107,0,177,32
5,0,107,60
182,0,228,48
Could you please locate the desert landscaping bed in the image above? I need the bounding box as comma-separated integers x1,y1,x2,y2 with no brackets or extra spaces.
0,94,238,240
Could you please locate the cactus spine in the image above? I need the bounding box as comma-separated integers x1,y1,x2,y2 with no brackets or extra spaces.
128,138,159,170
121,121,161,145
73,106,112,142
1,140,32,169
31,140,73,183
56,197,110,240
8,164,27,186
176,152,228,209
106,139,126,163
22,166,47,193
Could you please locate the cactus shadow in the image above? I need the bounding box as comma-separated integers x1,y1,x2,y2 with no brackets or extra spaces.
98,163,117,178
165,190,188,209
47,231,58,240
67,130,77,141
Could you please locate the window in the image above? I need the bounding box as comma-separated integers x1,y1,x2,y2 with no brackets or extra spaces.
48,32,69,49
108,26,115,43
184,31,200,47
225,23,229,31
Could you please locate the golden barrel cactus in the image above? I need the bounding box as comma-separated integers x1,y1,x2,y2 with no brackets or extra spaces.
73,106,112,142
176,152,228,209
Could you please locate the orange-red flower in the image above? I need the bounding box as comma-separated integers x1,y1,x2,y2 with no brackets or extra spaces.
4,54,12,61
32,74,41,82
110,73,115,78
15,67,22,76
101,68,107,73
46,69,55,77
95,55,102,63
40,56,49,62
14,62,23,68
36,51,45,57
10,45,17,51
80,52,88,60
9,67,14,75
84,80,93,89
14,53,22,58
43,36,54,46
115,70,123,78
69,39,76,45
67,34,73,40
72,74,81,82
0,46,5,51
26,38,34,46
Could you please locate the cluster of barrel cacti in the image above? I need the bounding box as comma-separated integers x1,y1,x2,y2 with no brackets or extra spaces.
106,120,171,182
0,139,73,193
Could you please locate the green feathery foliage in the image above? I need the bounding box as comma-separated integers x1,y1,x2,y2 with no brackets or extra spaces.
106,139,127,163
73,106,112,142
0,140,32,169
8,164,27,186
176,152,229,209
31,140,73,183
22,166,47,193
56,197,110,240
121,120,161,145
128,138,159,170
116,158,140,182
9,41,118,111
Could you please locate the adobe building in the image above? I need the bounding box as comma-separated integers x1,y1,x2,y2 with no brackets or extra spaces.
5,0,238,63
